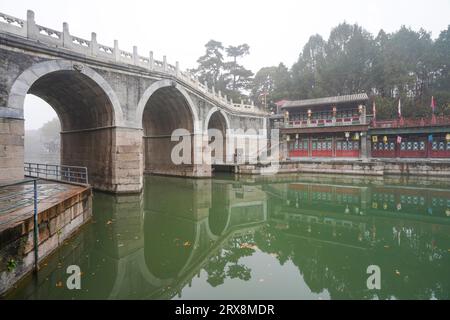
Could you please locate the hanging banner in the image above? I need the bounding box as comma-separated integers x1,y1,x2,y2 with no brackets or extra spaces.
372,136,378,142
446,133,450,141
383,136,388,143
428,134,433,142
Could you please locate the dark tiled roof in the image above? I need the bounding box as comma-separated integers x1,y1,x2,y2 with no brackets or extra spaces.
281,93,369,109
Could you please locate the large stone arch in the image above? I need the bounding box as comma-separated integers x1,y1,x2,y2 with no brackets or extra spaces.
7,59,126,191
8,59,124,126
137,79,206,177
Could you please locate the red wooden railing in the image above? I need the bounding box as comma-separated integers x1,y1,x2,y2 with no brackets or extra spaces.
372,115,450,128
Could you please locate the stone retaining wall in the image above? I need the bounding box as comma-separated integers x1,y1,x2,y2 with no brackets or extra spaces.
236,159,450,177
0,187,92,295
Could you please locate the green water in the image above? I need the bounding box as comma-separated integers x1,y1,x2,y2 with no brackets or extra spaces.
7,174,450,300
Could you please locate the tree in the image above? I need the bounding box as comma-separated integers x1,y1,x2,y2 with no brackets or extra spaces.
372,29,390,97
433,25,450,115
192,41,254,102
40,117,60,141
224,44,253,101
320,23,374,96
291,34,327,98
225,44,251,90
192,40,226,91
252,63,291,111
252,66,277,106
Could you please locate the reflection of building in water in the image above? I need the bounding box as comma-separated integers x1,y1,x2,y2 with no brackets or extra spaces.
266,179,450,254
269,181,450,220
371,187,450,218
261,179,450,299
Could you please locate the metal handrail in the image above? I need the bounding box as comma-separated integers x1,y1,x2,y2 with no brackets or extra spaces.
24,162,89,185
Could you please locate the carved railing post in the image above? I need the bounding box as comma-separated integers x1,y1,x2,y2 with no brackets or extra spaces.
163,55,168,72
90,32,98,56
62,22,71,48
176,61,180,76
114,40,120,61
149,51,154,70
133,46,138,65
26,10,37,39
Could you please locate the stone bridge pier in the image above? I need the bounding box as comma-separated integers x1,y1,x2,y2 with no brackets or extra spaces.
0,10,268,193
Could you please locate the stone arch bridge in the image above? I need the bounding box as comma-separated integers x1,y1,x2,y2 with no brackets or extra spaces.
0,10,268,193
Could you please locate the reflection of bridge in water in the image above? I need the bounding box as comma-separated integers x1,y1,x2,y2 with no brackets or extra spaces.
9,175,450,300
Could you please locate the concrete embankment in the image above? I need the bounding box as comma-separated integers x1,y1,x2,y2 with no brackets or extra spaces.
236,159,450,177
0,183,92,295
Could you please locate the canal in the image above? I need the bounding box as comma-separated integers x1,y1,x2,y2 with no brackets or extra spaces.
5,174,450,299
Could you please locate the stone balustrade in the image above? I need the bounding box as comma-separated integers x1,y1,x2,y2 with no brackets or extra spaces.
0,10,267,116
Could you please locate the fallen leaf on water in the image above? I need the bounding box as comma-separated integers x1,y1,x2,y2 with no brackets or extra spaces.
259,279,265,282
240,243,256,249
184,241,191,247
106,220,112,225
395,270,401,275
56,281,63,287
384,245,389,249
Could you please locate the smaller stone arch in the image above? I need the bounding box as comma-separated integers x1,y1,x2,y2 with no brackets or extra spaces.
204,107,232,164
135,79,200,134
203,107,231,135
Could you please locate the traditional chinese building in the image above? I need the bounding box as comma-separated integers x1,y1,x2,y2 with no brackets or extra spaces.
369,116,450,158
270,93,450,161
274,93,370,159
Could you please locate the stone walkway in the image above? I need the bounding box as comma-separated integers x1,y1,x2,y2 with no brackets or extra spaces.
0,181,85,232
